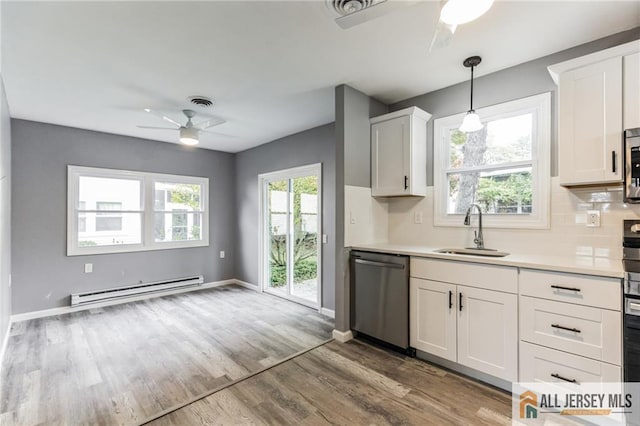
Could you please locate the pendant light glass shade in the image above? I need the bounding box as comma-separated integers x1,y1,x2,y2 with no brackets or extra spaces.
179,127,199,146
440,0,494,26
459,111,483,132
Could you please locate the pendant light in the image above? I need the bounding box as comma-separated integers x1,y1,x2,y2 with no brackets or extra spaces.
459,55,483,133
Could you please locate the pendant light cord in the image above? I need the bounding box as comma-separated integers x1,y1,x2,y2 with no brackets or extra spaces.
470,65,474,112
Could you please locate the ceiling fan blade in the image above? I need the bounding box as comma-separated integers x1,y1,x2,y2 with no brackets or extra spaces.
137,125,180,130
200,129,235,138
193,116,226,130
429,19,457,52
143,108,182,127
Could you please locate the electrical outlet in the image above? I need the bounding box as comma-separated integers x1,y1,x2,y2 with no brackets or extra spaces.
586,210,601,227
220,251,225,259
322,234,328,244
414,211,423,224
84,263,93,273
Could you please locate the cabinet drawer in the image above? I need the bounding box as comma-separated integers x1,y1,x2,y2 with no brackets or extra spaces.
520,341,622,385
520,296,622,365
519,269,621,311
410,258,517,293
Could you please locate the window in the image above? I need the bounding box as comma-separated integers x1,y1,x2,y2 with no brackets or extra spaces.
433,93,550,228
68,166,209,255
96,202,123,231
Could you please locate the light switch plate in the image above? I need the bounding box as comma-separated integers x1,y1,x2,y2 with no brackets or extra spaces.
414,211,423,224
220,251,225,258
84,263,93,273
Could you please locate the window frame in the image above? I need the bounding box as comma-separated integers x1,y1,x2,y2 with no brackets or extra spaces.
67,165,209,256
433,92,551,229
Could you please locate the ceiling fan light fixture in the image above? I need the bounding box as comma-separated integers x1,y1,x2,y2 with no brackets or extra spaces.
179,127,199,146
440,0,494,26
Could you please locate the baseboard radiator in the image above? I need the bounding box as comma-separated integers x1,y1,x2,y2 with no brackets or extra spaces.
70,275,204,306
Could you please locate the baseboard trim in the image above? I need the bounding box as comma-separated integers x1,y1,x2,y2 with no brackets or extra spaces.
320,308,335,318
10,279,242,322
233,279,259,291
332,329,354,343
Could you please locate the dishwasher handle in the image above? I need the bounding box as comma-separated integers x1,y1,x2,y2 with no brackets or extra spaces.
353,258,405,269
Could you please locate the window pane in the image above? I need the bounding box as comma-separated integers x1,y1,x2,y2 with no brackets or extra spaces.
447,167,533,214
449,114,533,169
154,212,203,242
77,213,142,246
78,177,141,210
155,182,202,211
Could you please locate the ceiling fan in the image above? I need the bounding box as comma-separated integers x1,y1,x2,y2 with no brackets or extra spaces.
429,0,494,51
137,108,227,146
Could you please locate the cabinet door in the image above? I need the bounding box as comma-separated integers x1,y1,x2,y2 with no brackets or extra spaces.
624,52,640,130
457,286,518,381
371,116,410,196
410,278,456,362
558,57,623,185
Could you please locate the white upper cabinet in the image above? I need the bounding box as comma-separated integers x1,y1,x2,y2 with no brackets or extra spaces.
557,57,623,185
549,40,640,186
624,52,640,130
371,107,431,197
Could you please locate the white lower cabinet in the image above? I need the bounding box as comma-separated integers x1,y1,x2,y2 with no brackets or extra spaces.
518,269,622,383
410,278,457,362
410,267,518,382
520,341,621,385
457,286,518,381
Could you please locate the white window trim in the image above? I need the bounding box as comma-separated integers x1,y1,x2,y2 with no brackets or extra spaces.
433,92,551,229
67,165,209,256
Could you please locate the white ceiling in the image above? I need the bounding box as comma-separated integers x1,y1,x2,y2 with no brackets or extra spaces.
2,1,639,153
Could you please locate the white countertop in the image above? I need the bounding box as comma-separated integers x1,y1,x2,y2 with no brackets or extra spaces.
350,243,625,279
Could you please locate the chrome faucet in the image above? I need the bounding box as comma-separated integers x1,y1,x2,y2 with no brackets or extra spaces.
464,203,484,249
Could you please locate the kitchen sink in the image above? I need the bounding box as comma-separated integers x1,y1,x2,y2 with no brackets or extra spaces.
434,248,510,257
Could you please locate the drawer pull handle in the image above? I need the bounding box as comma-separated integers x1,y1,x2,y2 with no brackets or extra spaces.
551,373,578,384
551,324,581,333
550,285,581,292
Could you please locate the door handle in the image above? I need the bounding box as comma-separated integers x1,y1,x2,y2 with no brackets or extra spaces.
551,324,581,333
551,373,578,384
550,285,581,292
449,290,453,309
612,150,617,174
404,175,408,190
459,292,463,312
353,259,405,269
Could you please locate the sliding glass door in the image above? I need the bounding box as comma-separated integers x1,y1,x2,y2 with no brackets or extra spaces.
261,164,321,308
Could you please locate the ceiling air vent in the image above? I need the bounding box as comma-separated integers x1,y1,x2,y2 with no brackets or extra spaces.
326,0,418,29
188,96,214,108
330,0,376,16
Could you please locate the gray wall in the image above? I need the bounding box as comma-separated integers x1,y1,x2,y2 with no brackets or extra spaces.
11,120,236,314
334,84,387,332
0,75,11,346
342,85,388,188
234,123,336,311
391,27,640,185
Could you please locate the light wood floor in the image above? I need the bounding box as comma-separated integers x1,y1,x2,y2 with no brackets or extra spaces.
0,285,334,425
149,339,513,426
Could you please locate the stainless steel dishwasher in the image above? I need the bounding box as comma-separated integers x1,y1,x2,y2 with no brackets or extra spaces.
350,250,413,355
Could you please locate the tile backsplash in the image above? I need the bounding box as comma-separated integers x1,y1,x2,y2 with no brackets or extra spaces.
346,178,640,260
